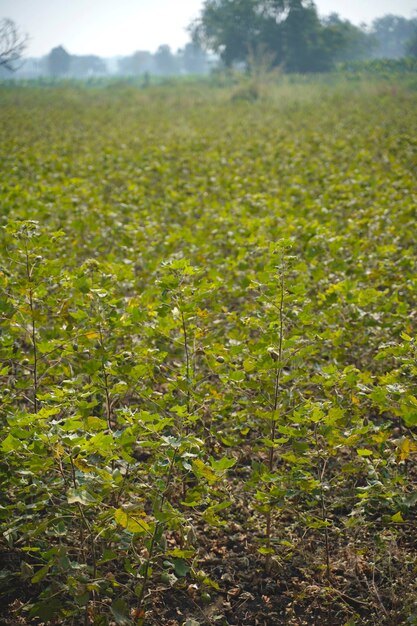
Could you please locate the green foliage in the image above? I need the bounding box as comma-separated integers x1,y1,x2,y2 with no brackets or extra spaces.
371,15,417,59
191,0,375,72
406,28,417,58
0,78,417,624
339,56,417,76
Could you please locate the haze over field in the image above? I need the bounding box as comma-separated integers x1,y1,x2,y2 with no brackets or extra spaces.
1,0,416,57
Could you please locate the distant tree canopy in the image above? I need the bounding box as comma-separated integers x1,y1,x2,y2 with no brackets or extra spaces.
70,55,107,77
190,0,415,72
322,13,376,62
407,28,417,58
47,45,71,77
371,15,417,59
118,50,154,75
154,45,179,76
180,42,209,74
117,45,210,77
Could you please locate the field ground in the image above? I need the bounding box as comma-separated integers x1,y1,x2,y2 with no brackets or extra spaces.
0,76,417,625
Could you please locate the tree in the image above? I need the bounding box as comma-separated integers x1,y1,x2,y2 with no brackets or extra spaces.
0,18,28,71
190,0,363,72
47,45,71,77
371,15,417,59
180,43,209,74
322,13,375,62
154,45,178,75
191,0,270,67
283,0,329,72
118,50,154,75
406,28,417,58
70,55,107,78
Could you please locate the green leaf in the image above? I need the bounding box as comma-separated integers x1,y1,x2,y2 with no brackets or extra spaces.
161,570,178,586
192,459,218,483
110,598,131,625
357,449,373,457
35,406,60,419
1,434,22,452
98,548,118,564
167,549,195,559
210,456,236,472
243,358,255,372
172,558,191,577
401,407,417,427
31,564,50,584
201,576,219,590
67,488,96,506
28,598,62,621
229,371,245,383
391,511,405,523
85,416,108,431
114,508,150,534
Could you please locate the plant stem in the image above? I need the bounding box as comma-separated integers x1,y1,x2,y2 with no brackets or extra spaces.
320,458,331,582
102,360,112,430
137,451,177,609
25,244,38,413
98,322,112,431
268,271,285,472
265,268,285,572
69,454,87,562
179,304,191,417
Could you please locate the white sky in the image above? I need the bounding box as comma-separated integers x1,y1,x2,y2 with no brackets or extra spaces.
1,0,416,57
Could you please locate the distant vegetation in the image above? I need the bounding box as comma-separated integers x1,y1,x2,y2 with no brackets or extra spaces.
1,2,417,80
191,1,417,72
0,42,212,80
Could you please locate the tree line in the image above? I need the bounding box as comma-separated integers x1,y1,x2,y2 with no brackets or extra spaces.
1,5,417,80
0,40,211,80
191,0,417,72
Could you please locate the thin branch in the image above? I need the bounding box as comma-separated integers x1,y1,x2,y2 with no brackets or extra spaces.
0,19,28,72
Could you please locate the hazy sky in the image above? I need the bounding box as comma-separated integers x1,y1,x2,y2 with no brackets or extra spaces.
1,0,416,57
